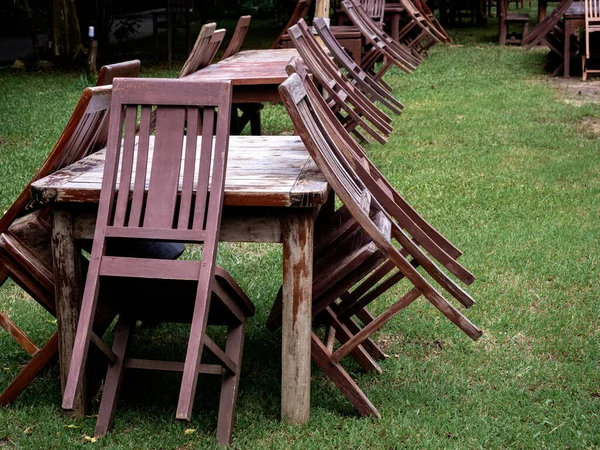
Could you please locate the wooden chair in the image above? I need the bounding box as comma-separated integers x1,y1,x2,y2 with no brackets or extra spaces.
0,61,141,406
412,0,452,43
498,0,529,45
314,17,405,115
288,21,393,144
343,0,421,83
96,60,141,86
396,0,442,54
522,0,573,75
582,0,600,80
276,72,481,417
336,0,386,26
271,0,311,49
179,23,226,78
219,16,264,136
60,78,254,446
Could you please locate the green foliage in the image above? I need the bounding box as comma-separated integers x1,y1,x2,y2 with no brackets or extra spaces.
1,19,600,449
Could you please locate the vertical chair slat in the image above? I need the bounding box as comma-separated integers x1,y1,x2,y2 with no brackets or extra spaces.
178,107,200,229
113,106,138,227
129,105,152,227
192,108,216,230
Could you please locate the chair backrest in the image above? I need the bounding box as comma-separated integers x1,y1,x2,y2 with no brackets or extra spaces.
271,0,311,48
96,60,141,86
179,23,226,77
342,0,420,71
0,86,113,233
98,77,232,246
585,0,600,24
361,0,385,23
313,18,405,114
397,0,443,43
278,73,482,340
412,0,451,42
288,21,392,144
221,15,252,60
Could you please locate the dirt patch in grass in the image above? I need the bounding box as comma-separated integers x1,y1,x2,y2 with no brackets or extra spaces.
550,77,600,105
577,116,600,138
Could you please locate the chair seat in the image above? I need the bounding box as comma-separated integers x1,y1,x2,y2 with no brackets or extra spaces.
506,13,530,22
102,265,254,325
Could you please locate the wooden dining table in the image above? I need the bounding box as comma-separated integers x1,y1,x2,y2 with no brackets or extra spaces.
187,48,299,104
31,135,330,425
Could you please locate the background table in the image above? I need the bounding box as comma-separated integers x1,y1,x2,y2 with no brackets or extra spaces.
187,49,298,104
31,136,329,424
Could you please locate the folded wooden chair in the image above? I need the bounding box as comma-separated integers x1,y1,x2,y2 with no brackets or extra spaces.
61,78,254,446
396,0,442,54
343,0,421,84
314,18,405,115
0,62,141,407
179,23,226,77
272,0,311,49
335,0,386,27
522,0,573,75
276,73,482,417
219,15,264,136
412,0,452,43
582,0,600,80
288,21,393,144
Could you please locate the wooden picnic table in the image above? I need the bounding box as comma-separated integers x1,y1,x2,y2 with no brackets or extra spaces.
31,135,329,425
186,48,298,103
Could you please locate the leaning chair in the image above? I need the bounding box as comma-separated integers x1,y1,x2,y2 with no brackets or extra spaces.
582,0,600,80
0,60,141,407
61,78,254,446
277,73,482,417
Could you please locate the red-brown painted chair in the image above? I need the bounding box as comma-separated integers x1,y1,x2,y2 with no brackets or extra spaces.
277,73,482,417
60,78,254,446
288,21,393,144
314,18,405,115
396,0,442,54
96,59,141,86
412,0,452,43
270,61,474,344
272,0,311,49
0,61,141,407
343,0,421,84
582,0,600,80
219,15,264,136
179,23,226,77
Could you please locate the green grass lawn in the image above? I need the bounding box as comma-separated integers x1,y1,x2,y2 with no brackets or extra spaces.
1,18,600,449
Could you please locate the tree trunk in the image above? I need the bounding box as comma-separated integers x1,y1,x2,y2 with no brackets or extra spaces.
52,0,83,62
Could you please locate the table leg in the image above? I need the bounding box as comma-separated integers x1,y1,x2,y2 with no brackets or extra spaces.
281,211,313,424
565,20,572,78
51,208,86,417
391,12,400,42
538,0,547,22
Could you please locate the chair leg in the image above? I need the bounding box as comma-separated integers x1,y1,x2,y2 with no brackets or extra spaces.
582,56,587,81
311,333,381,418
249,110,262,136
0,333,58,406
0,311,39,356
95,317,134,437
216,320,246,446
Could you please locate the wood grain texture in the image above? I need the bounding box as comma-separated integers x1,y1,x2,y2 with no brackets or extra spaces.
281,210,313,424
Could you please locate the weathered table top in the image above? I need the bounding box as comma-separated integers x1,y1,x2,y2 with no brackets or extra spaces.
186,49,298,86
31,135,328,209
566,1,584,18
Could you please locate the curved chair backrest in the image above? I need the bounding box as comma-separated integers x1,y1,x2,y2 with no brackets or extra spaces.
180,23,226,77
0,86,113,233
288,21,392,144
361,0,385,23
221,15,252,60
313,18,404,115
278,73,482,341
271,0,311,48
96,60,141,86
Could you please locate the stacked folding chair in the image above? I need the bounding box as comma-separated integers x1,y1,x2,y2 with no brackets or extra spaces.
266,58,481,416
0,60,141,406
